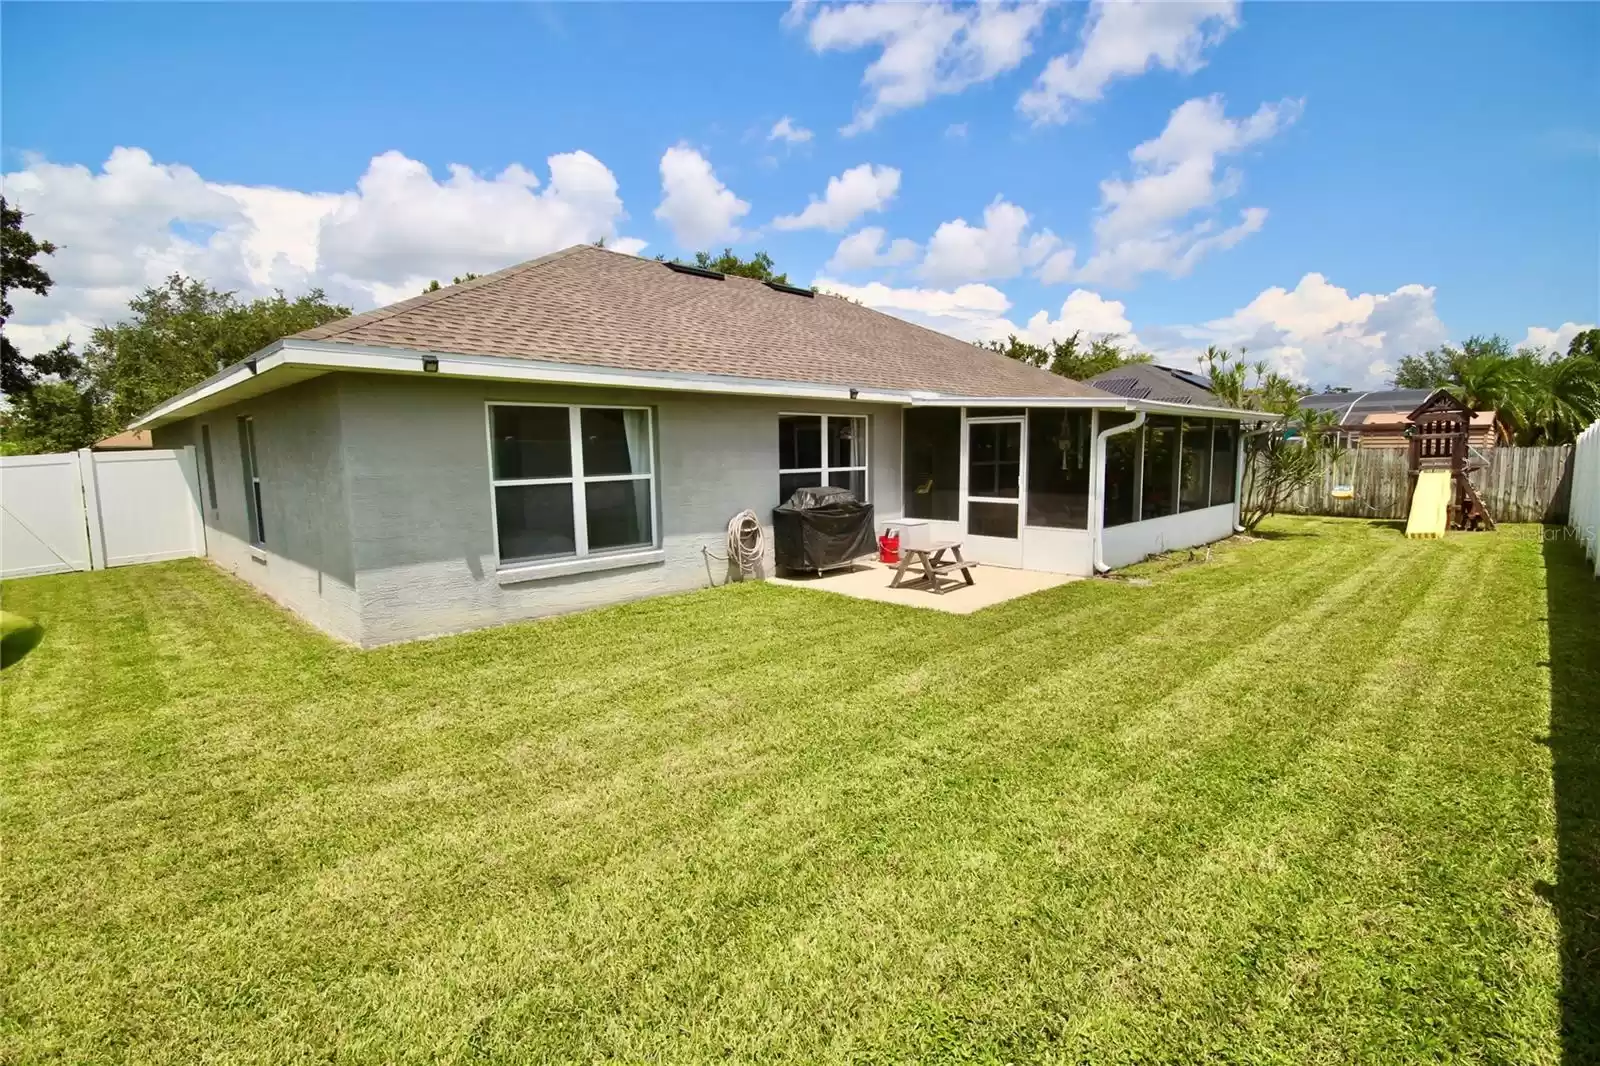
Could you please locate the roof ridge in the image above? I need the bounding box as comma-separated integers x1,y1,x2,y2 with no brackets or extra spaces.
295,245,592,342
809,289,1114,396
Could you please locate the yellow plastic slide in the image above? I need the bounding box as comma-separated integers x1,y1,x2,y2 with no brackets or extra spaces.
1405,469,1452,539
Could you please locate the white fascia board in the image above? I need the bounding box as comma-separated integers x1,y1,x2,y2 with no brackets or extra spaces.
906,395,1127,409
129,343,289,429
1130,398,1283,421
283,340,920,404
135,337,1221,429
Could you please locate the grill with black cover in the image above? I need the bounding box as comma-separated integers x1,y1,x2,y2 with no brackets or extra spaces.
771,486,876,574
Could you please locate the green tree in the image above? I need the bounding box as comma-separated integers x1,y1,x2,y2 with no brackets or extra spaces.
1200,346,1342,532
980,331,1150,381
84,276,350,430
1392,336,1515,390
690,248,789,284
1567,327,1600,363
0,376,105,455
1448,349,1532,443
1517,348,1600,444
1390,332,1600,444
1392,348,1457,389
1,197,82,397
421,272,483,294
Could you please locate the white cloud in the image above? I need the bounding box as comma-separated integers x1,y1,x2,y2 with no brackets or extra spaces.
793,1,1046,134
945,122,969,140
1145,273,1451,387
1020,0,1240,123
918,197,1063,285
768,116,815,145
811,275,1013,339
1075,95,1299,285
654,144,750,248
1,146,632,353
1518,322,1596,354
772,163,901,231
824,226,920,272
810,273,1139,351
317,149,624,286
1018,289,1140,348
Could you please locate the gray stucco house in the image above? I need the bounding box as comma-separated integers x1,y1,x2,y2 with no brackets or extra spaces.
136,245,1264,647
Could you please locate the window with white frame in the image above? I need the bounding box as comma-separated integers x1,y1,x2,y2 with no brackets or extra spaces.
237,416,264,546
777,414,868,505
487,403,656,566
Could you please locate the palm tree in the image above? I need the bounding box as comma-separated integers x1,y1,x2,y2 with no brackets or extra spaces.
1521,351,1600,444
1446,349,1600,444
1448,354,1533,443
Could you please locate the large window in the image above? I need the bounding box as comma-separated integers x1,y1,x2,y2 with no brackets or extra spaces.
1179,418,1214,512
1140,416,1180,521
1101,412,1140,528
903,408,960,520
488,403,655,566
237,417,264,546
777,414,867,504
1211,422,1238,506
1026,408,1091,529
199,423,218,511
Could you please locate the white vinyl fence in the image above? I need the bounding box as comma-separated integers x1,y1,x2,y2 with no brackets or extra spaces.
1568,420,1600,578
0,446,207,579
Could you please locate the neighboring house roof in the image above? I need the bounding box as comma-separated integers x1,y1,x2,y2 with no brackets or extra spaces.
1361,410,1496,429
1299,387,1497,427
1086,363,1216,406
295,245,1110,400
1298,388,1436,421
93,429,152,450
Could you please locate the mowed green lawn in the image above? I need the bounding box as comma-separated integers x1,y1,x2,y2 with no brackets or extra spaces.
3,517,1596,1064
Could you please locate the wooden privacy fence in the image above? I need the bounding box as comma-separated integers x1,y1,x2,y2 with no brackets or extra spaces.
1265,445,1574,524
1568,420,1600,577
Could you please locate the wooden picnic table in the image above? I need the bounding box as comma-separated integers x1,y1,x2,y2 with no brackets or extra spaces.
888,540,980,594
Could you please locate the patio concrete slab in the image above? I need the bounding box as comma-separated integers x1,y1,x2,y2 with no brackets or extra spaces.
767,559,1080,614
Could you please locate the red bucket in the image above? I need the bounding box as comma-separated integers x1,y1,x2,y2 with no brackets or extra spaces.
878,531,900,565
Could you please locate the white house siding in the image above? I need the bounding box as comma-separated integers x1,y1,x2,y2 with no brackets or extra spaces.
336,375,904,646
152,376,362,643
1099,502,1238,570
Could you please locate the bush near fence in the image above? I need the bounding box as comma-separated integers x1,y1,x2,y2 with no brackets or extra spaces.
1258,445,1575,524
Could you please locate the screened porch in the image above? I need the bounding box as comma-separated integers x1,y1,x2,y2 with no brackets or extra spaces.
899,406,1244,574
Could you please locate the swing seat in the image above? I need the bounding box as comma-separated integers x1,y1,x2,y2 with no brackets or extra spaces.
1330,485,1355,500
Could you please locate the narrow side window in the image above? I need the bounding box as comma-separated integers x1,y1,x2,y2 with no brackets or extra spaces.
199,424,218,510
238,416,264,546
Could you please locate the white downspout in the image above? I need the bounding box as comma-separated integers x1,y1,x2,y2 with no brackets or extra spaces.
1092,410,1146,574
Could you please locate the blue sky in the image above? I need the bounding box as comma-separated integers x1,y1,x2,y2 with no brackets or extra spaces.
3,1,1596,387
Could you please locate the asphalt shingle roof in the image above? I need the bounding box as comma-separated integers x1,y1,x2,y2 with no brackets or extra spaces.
295,245,1112,400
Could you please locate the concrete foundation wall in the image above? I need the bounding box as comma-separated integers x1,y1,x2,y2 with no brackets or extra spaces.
153,376,361,643
337,375,904,645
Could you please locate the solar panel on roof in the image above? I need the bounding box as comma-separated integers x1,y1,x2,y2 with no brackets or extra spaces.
1095,377,1153,399
1166,368,1214,391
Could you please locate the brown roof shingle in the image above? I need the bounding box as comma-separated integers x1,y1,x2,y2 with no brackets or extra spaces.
294,245,1111,399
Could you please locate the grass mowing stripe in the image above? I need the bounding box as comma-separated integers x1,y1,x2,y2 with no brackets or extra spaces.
0,519,1576,1064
